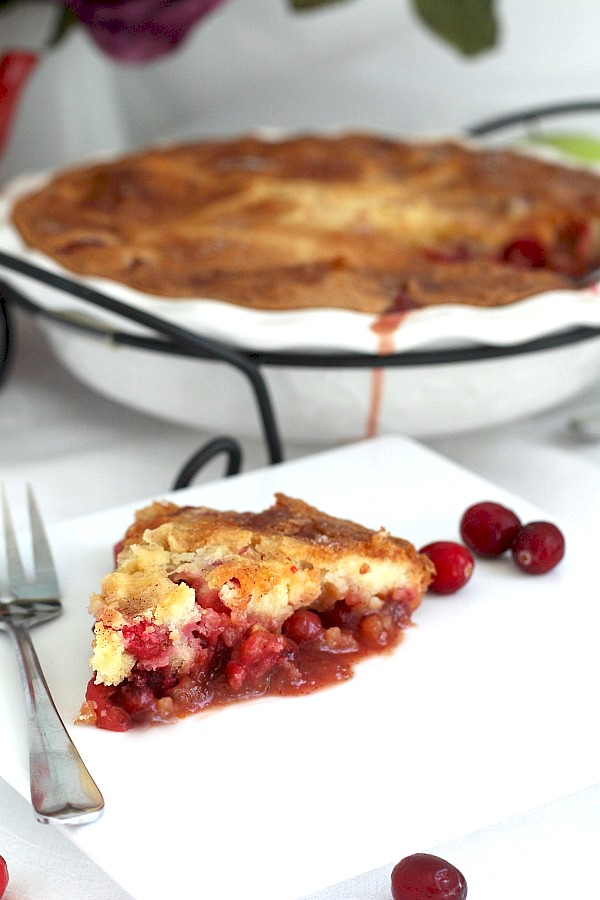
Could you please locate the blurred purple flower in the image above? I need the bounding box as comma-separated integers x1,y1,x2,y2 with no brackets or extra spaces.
58,0,229,62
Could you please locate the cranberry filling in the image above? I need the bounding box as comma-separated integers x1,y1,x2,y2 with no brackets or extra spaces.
122,621,170,661
319,599,361,631
226,632,298,692
501,222,596,276
90,590,414,730
283,609,323,643
172,571,229,613
85,679,132,732
502,237,547,268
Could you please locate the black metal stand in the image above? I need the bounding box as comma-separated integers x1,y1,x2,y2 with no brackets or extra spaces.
0,264,283,486
466,98,600,137
0,285,13,392
172,437,243,489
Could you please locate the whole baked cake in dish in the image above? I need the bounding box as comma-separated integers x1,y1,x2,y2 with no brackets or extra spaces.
11,133,600,313
77,494,434,730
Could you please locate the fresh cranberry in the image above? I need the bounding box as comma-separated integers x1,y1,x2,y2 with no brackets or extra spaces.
502,237,546,268
391,853,467,900
512,521,565,574
0,854,8,899
420,542,474,594
283,610,323,643
460,501,521,557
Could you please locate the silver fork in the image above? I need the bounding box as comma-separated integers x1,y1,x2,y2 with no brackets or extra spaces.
0,485,104,824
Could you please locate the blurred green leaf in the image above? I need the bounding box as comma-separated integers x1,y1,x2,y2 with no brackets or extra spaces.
412,0,498,56
524,131,600,163
2,0,500,58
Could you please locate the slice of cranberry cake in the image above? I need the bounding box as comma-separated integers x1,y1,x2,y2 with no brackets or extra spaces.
77,494,434,730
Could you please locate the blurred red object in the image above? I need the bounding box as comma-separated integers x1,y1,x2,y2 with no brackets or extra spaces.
0,49,39,158
0,853,8,899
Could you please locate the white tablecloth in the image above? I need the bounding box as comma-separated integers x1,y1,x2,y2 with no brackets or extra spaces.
2,304,600,900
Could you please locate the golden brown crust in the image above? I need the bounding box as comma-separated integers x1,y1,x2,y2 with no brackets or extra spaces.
12,133,598,312
389,256,567,308
123,493,426,564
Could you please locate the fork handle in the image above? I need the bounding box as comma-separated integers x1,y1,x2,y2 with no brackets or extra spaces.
8,623,105,824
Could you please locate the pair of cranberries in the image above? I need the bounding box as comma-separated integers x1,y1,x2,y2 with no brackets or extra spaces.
420,501,565,594
460,501,565,575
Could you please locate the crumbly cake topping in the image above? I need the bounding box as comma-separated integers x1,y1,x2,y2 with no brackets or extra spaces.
12,133,600,312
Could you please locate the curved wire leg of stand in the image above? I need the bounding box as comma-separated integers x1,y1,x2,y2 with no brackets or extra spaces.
466,98,600,137
0,267,284,471
0,289,13,390
172,437,243,489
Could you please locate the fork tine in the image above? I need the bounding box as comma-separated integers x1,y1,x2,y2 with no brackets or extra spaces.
2,483,28,596
26,485,60,597
1,485,60,599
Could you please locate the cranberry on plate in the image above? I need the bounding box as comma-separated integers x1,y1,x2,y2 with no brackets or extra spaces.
0,854,9,899
419,541,474,594
391,852,467,899
512,521,565,574
459,501,521,558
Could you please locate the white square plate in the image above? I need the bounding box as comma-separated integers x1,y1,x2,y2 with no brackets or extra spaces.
1,435,599,900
